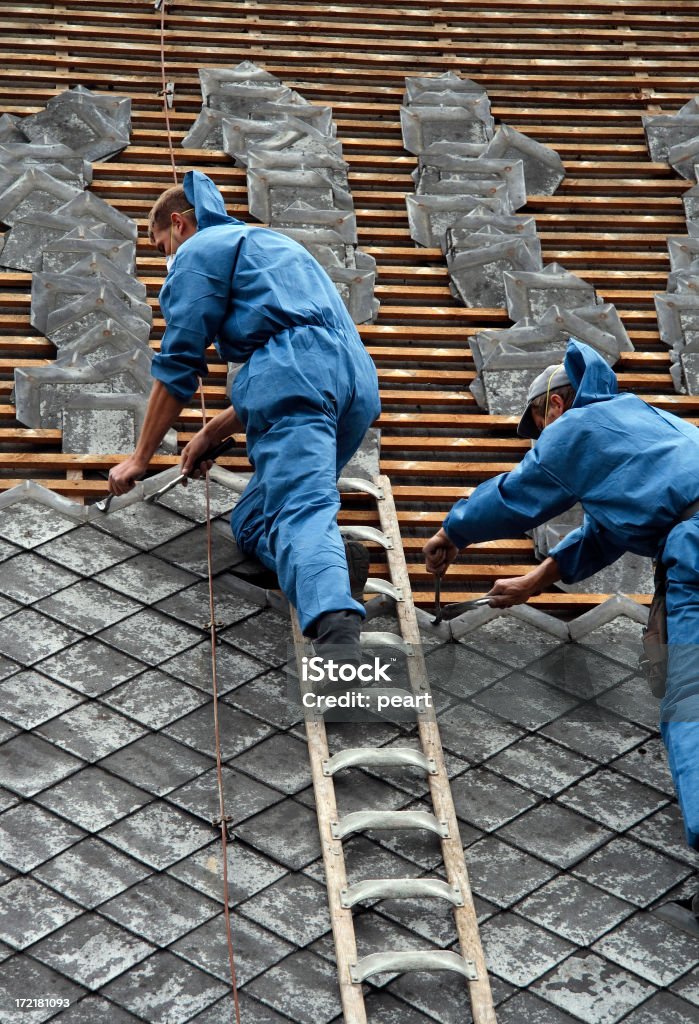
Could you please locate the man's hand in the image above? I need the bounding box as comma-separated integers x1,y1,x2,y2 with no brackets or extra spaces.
180,429,215,481
423,528,459,576
486,557,562,608
108,455,148,496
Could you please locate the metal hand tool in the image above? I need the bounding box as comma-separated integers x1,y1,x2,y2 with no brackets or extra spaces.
95,436,237,512
433,574,493,624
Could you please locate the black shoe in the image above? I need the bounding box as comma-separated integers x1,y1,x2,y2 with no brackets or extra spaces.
344,539,370,602
230,558,280,590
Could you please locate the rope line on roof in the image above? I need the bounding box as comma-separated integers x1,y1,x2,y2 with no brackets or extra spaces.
199,379,243,1024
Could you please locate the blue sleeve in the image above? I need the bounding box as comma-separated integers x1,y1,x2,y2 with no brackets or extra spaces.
151,262,231,401
549,514,629,583
442,445,576,548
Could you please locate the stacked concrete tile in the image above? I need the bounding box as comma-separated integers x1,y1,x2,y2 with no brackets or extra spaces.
400,74,628,416
648,97,699,396
401,74,645,594
186,61,379,324
0,90,161,455
402,72,594,382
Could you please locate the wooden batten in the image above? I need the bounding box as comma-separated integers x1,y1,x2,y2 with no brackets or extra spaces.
0,0,692,610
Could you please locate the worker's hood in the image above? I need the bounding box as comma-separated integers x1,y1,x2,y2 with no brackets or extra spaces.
182,169,242,230
564,338,619,410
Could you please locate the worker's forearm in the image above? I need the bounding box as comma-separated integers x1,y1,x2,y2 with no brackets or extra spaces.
134,380,186,464
526,556,561,590
199,405,242,445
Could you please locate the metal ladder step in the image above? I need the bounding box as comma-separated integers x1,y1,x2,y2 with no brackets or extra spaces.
323,746,437,776
340,523,393,549
331,809,449,840
350,949,478,985
341,877,464,908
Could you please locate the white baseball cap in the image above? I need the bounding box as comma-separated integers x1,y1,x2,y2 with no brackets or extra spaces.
517,363,571,439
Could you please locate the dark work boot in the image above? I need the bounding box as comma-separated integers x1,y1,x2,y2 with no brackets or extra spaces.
344,539,370,602
308,609,367,710
313,609,363,663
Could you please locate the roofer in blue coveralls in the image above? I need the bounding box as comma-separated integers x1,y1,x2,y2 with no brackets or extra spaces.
424,339,699,863
109,170,380,660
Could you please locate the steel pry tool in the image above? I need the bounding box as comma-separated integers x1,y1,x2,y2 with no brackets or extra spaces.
95,436,237,512
433,574,493,624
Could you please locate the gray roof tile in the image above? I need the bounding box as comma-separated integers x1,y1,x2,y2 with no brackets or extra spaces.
36,702,147,762
0,670,84,728
593,912,699,987
35,523,139,574
464,835,558,908
531,951,656,1023
557,767,669,831
102,669,207,730
162,640,267,695
164,702,273,760
100,732,213,796
97,609,203,666
515,874,634,946
172,912,294,986
244,949,342,1024
0,732,83,797
35,578,143,634
481,911,576,987
101,950,230,1023
0,877,82,949
101,872,220,946
498,801,615,869
572,836,694,907
36,637,145,696
34,765,150,832
1,550,80,603
0,956,85,1022
100,801,215,870
239,871,331,946
167,839,286,906
34,837,149,909
166,764,282,827
0,609,83,665
30,913,151,991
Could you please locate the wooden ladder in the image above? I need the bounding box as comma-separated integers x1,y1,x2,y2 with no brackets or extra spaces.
291,472,496,1024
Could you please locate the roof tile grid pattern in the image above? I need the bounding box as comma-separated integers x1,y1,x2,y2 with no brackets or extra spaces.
0,488,697,1023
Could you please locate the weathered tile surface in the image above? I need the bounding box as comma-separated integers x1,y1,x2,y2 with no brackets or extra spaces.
1,485,696,1023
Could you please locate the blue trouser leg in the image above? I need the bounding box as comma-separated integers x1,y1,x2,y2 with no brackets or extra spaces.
660,519,699,849
230,326,380,635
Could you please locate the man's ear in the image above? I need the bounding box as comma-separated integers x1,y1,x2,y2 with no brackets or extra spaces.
549,393,566,418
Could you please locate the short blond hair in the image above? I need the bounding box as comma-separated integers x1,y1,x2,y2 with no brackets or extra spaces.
148,185,197,241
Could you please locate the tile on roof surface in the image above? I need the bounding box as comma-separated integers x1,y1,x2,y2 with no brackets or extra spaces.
0,469,694,1021
0,168,82,227
19,89,130,161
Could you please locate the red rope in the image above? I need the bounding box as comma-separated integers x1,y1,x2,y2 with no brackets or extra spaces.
158,1,178,185
199,381,242,1024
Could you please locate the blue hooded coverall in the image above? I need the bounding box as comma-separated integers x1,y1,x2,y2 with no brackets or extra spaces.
150,171,380,634
443,340,699,850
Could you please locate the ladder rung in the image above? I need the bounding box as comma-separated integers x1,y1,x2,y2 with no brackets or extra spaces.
331,809,449,840
341,877,464,908
350,950,478,985
323,746,437,776
340,524,393,549
338,475,384,500
364,577,403,601
360,630,413,655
